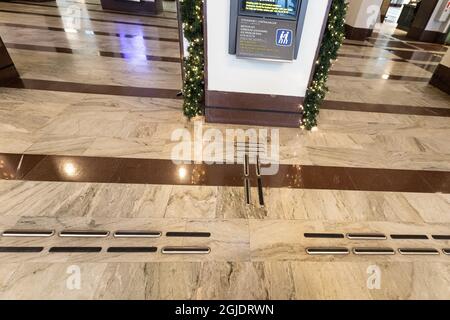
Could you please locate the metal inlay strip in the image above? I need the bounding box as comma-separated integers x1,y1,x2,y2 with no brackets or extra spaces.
398,248,439,255
161,247,211,254
244,154,249,177
353,248,395,255
347,233,387,240
2,230,55,237
0,247,44,253
107,247,157,253
244,178,251,205
257,177,265,207
443,249,450,255
391,234,429,240
59,231,110,238
432,235,450,240
306,247,349,255
113,231,161,238
166,232,211,238
256,155,261,177
304,233,345,239
49,247,102,253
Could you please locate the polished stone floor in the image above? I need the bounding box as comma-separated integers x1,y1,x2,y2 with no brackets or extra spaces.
0,1,449,299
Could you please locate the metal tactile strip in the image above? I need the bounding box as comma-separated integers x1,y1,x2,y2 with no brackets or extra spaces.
59,230,110,238
161,246,211,254
2,230,55,237
306,247,349,255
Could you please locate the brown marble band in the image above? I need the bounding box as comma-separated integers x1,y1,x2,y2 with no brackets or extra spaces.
4,78,182,99
10,1,178,20
343,42,446,60
5,42,181,63
338,53,407,63
412,62,438,73
0,22,179,42
366,39,419,50
338,53,442,73
405,42,448,53
328,70,430,82
0,9,178,29
321,100,450,117
0,153,448,193
384,49,443,63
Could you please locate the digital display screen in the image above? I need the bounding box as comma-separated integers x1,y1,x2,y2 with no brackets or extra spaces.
241,0,299,19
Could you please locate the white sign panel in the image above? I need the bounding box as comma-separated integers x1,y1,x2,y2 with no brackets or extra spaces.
438,0,450,22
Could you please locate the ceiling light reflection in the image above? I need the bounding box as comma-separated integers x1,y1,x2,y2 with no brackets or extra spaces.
63,162,77,177
178,167,187,179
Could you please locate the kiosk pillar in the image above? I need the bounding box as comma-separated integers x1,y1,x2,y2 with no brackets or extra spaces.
100,0,164,15
204,0,332,127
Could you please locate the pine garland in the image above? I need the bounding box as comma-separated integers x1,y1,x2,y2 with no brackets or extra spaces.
180,0,205,118
302,0,348,130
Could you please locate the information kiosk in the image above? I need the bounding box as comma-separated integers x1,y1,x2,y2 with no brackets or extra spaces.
229,0,308,61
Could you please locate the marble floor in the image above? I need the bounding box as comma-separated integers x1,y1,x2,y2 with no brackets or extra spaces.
0,1,449,299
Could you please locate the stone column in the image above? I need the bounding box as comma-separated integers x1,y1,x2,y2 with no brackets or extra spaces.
345,0,383,40
407,0,450,43
430,49,450,94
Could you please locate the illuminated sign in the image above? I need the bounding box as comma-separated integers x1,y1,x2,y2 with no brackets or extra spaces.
241,0,299,20
437,0,450,22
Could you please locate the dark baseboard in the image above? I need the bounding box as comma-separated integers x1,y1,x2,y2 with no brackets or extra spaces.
344,24,373,41
430,64,450,95
205,90,303,127
100,0,164,15
0,36,19,85
407,27,447,44
0,64,19,86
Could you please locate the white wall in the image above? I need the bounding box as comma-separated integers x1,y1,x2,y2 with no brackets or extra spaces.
346,0,383,29
206,0,330,97
425,0,450,33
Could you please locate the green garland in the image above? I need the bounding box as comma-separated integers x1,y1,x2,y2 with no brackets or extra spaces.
302,0,347,130
180,0,205,118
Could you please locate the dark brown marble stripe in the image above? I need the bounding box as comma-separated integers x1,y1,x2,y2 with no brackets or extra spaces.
0,22,179,42
366,39,419,50
412,62,439,73
0,9,178,29
337,53,407,63
3,79,181,99
329,70,429,82
321,100,450,117
385,49,444,63
0,153,448,193
337,53,439,73
10,1,178,20
406,42,448,53
343,42,446,60
5,42,181,63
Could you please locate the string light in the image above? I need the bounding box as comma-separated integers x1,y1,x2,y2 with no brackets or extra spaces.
302,0,347,130
180,0,205,118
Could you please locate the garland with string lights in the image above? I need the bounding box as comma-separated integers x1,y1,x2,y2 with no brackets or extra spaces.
301,0,347,130
180,0,205,118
